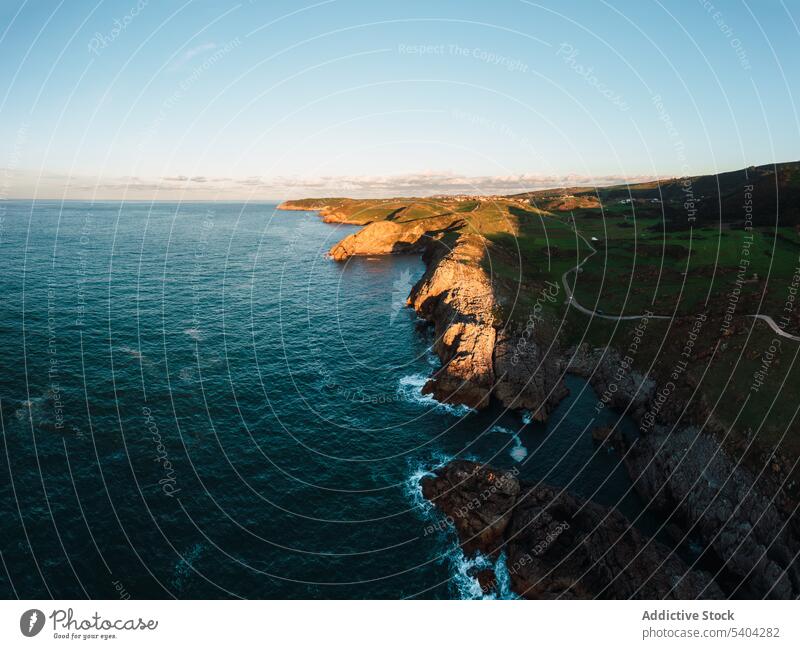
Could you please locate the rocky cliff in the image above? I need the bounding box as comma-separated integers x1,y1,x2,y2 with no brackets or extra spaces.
329,220,433,261
327,217,569,415
406,235,498,408
493,331,570,421
421,460,723,598
568,343,800,598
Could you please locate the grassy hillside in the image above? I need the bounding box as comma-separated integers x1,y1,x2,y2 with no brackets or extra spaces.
513,160,800,228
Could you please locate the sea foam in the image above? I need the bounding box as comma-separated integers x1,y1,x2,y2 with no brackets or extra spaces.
492,425,528,462
396,373,474,417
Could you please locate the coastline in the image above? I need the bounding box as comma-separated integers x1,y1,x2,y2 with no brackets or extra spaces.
279,198,800,599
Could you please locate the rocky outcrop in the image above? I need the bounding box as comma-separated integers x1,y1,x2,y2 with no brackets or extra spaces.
567,343,800,598
318,205,362,224
276,202,310,211
567,343,656,420
493,332,569,421
324,214,500,409
422,461,519,557
277,200,364,224
329,220,431,261
421,460,723,599
624,426,800,598
326,215,570,414
407,236,497,409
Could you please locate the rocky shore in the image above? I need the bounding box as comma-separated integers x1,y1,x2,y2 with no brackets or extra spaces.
321,210,569,416
568,344,800,598
421,460,723,598
276,200,356,223
406,234,498,408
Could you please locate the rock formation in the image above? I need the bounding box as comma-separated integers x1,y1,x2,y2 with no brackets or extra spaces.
568,343,800,598
329,220,431,261
280,198,800,598
493,331,569,421
421,460,723,599
407,235,498,408
327,216,570,413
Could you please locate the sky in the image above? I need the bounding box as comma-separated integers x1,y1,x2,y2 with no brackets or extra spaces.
0,0,798,200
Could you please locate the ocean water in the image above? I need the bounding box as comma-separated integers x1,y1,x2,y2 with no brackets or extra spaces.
0,201,653,599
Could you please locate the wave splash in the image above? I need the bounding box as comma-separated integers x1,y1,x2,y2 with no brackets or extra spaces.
491,425,528,462
396,373,474,417
404,456,516,599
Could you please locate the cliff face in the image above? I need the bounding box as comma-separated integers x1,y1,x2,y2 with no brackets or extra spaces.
329,220,430,261
276,200,361,223
493,332,569,421
318,205,361,224
568,344,800,598
407,235,497,409
421,460,723,599
328,219,569,414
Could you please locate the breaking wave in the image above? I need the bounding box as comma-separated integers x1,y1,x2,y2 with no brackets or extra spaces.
396,373,474,417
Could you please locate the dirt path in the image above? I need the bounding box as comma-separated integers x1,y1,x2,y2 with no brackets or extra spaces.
561,220,800,342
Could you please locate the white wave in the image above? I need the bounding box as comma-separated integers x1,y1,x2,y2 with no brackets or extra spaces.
397,373,474,417
521,410,533,425
116,345,143,360
491,552,515,599
402,452,457,514
425,348,440,369
403,455,516,600
446,549,516,600
184,328,203,341
449,550,494,599
492,425,528,462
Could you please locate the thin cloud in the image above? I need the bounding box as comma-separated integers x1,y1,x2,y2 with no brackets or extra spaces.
4,168,661,200
169,42,217,71
265,171,659,196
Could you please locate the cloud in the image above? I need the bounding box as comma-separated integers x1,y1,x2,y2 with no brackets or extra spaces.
169,42,217,70
262,171,659,197
2,168,660,200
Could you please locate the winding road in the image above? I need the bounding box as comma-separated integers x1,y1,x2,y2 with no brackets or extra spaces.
561,223,800,342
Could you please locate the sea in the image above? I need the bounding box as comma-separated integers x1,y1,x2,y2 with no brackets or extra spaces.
0,200,658,599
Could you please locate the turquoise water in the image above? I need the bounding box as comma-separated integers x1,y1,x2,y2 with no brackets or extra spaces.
0,201,649,599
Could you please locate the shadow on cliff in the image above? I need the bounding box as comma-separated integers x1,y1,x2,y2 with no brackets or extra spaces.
388,218,467,255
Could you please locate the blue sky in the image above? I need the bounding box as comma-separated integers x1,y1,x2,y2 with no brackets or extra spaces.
0,0,798,199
